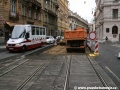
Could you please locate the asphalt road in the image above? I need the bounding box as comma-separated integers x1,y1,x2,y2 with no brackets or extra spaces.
94,42,120,88
0,44,53,62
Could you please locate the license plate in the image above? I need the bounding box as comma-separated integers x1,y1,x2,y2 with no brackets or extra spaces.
9,48,13,50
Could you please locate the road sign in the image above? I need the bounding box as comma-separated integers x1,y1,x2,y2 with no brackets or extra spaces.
89,32,96,40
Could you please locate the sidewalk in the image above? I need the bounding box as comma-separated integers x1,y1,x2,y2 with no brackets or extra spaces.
0,44,6,52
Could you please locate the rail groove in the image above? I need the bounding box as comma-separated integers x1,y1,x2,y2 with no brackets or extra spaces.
64,55,72,90
86,55,111,89
17,60,49,90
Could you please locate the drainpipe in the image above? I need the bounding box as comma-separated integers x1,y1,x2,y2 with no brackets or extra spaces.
2,0,5,43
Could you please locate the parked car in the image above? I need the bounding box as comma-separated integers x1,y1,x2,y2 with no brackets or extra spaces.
59,36,66,45
46,36,55,44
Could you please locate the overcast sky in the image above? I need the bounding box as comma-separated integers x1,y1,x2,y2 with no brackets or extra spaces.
68,0,96,23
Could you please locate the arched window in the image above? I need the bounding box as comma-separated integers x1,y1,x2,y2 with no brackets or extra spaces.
112,26,118,34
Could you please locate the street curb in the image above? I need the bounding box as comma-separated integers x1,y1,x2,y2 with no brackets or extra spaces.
0,44,54,61
0,48,6,52
23,44,54,57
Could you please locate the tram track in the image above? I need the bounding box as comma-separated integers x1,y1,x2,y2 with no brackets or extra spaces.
86,54,119,89
26,55,68,90
17,60,50,90
0,46,118,90
63,55,72,90
86,55,109,88
0,58,29,77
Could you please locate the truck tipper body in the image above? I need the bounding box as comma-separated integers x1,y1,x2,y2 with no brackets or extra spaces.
64,27,87,52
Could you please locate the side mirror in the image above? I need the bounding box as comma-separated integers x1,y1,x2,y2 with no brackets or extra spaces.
25,33,29,39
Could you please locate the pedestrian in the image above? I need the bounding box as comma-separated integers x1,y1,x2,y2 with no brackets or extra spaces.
105,36,108,43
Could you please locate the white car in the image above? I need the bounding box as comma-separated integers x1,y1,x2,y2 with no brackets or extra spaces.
46,36,55,44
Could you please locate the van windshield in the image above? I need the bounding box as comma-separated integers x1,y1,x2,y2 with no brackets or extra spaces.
11,26,26,39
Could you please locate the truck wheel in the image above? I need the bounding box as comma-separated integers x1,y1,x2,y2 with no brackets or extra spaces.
83,48,86,53
22,46,26,52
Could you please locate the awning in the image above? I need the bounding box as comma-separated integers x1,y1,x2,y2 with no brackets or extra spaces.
5,22,16,26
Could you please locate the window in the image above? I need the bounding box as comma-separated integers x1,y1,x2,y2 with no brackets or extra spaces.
114,0,119,2
36,27,39,35
10,0,16,16
32,27,35,35
113,9,118,19
40,27,42,35
112,26,118,34
45,15,47,23
34,11,37,19
106,28,109,33
0,29,3,37
43,28,45,35
38,12,41,20
28,8,32,18
22,4,26,16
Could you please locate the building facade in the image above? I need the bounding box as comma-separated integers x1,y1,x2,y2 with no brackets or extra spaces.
58,0,69,36
0,0,43,43
0,0,69,44
95,0,120,41
43,0,59,36
68,10,88,31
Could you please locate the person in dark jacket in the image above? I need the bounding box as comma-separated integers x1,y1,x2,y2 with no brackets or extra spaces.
105,36,108,43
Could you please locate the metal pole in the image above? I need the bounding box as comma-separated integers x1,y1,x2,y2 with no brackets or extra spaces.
61,18,62,36
2,0,5,43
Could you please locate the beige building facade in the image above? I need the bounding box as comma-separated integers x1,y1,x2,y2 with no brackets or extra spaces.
68,10,88,31
58,0,69,36
0,0,69,44
43,0,59,36
0,0,43,43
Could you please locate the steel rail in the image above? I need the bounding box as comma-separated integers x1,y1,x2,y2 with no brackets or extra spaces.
52,60,65,90
64,55,72,90
0,59,29,77
17,60,49,90
86,55,112,90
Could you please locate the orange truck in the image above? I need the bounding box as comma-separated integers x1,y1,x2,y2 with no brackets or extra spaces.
64,27,87,52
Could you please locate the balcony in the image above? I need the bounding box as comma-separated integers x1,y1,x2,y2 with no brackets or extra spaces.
25,0,41,8
25,0,35,3
99,4,103,11
55,3,59,8
103,0,120,6
45,0,50,1
9,12,19,21
48,9,57,17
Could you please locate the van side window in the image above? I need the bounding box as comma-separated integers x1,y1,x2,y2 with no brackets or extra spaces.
36,27,39,35
43,28,45,35
40,27,42,35
32,27,35,35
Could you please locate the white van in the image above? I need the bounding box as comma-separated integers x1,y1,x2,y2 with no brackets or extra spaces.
6,25,46,52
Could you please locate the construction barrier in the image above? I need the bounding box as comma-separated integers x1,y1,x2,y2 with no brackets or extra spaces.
94,40,99,55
